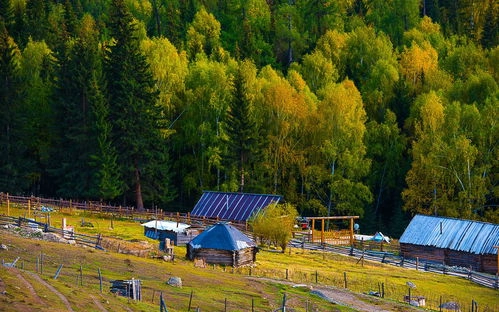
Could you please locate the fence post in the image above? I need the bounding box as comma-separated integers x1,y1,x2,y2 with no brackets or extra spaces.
281,293,287,311
79,265,83,286
343,272,347,289
54,264,63,279
188,290,193,311
98,268,103,293
160,292,168,312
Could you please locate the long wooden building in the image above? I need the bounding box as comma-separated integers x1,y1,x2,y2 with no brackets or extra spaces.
399,214,499,274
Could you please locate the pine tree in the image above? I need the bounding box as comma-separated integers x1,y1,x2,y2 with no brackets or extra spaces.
226,64,259,192
25,0,48,42
481,0,498,49
89,72,122,201
0,20,30,192
0,0,14,30
106,0,170,210
51,15,99,198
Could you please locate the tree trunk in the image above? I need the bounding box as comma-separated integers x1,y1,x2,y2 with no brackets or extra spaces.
135,164,144,211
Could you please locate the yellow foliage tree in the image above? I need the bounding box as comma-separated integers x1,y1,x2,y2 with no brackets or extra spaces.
399,41,438,90
249,203,298,252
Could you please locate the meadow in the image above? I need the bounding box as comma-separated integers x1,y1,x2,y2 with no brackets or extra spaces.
0,205,498,311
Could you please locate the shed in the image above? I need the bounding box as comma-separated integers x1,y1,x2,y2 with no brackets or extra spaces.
141,220,200,247
190,191,282,222
186,222,257,267
399,214,499,273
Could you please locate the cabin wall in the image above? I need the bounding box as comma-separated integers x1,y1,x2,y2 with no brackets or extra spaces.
400,243,445,263
401,243,498,274
187,247,256,267
445,249,481,271
481,254,498,274
235,248,256,267
144,228,200,246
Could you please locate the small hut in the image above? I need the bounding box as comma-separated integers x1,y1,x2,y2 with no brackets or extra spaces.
141,220,200,248
186,222,257,267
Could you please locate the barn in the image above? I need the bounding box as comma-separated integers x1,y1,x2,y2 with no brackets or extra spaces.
399,214,499,274
190,191,282,222
186,222,257,267
141,220,201,247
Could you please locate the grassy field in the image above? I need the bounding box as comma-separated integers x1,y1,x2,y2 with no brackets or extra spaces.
1,205,498,311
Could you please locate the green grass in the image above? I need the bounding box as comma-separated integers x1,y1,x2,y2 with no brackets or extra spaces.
1,205,498,312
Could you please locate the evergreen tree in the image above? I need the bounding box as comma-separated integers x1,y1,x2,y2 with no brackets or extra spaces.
52,14,122,200
25,0,48,42
226,63,259,192
105,0,171,210
10,0,26,47
481,0,498,49
89,72,122,201
0,20,32,192
0,0,14,30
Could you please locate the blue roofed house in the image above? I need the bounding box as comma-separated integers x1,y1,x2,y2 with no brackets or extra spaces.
186,222,257,267
190,191,282,223
399,214,499,274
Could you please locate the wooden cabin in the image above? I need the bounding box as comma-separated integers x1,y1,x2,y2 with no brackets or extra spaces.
399,215,499,274
186,222,257,267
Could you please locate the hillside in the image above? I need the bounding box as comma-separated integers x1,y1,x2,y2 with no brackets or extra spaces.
1,215,498,312
1,0,498,237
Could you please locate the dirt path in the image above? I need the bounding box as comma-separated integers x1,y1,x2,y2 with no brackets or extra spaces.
248,277,423,312
90,295,108,312
23,270,75,312
11,268,44,306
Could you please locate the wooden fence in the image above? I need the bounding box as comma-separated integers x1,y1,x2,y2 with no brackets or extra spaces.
289,236,499,290
0,192,248,231
0,215,101,248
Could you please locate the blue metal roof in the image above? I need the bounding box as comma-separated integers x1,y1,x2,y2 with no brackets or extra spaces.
399,214,499,255
188,222,256,251
190,191,282,221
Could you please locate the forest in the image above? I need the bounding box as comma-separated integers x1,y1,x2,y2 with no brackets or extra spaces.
0,0,497,236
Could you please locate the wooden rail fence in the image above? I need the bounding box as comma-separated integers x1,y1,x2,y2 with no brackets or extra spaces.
0,192,248,231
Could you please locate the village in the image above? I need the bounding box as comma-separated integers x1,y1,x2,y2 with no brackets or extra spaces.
1,192,498,311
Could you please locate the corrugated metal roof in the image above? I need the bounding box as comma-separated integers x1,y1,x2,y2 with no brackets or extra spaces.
399,214,499,255
190,191,282,221
188,222,256,251
141,220,190,233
